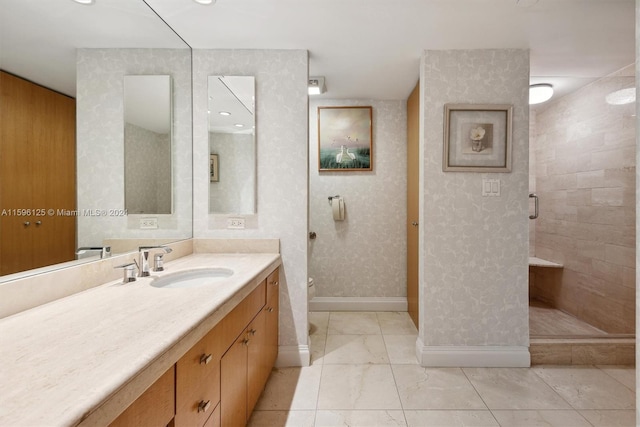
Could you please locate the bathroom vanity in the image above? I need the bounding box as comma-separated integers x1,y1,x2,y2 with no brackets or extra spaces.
0,252,281,427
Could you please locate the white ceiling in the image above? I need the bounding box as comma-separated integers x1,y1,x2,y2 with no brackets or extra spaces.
147,0,635,102
1,0,635,105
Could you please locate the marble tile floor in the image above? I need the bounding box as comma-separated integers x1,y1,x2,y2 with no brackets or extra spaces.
248,311,636,427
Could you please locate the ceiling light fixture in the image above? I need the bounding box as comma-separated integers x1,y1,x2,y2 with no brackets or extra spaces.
605,87,635,105
193,0,215,4
219,111,231,116
516,0,539,7
529,84,554,105
308,77,326,95
72,0,95,4
234,124,244,127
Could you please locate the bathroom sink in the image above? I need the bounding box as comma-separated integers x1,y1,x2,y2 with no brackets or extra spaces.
150,268,234,289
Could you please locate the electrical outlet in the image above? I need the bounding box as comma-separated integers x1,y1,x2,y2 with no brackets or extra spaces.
227,218,245,229
140,217,158,229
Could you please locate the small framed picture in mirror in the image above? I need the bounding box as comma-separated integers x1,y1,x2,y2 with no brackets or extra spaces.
210,154,219,182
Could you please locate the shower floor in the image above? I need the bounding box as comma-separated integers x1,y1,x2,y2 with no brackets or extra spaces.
529,300,635,365
529,299,606,337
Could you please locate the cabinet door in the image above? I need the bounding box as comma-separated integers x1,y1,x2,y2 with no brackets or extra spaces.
265,269,279,370
246,310,267,416
220,334,248,427
0,71,76,275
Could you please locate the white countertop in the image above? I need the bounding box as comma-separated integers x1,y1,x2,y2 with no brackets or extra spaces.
0,253,281,427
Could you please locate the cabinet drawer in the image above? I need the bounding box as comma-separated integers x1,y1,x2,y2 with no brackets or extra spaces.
175,325,221,427
203,402,221,427
109,366,175,427
219,281,265,350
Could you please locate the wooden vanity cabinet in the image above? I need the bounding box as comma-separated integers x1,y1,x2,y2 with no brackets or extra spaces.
109,366,175,427
220,268,280,427
108,266,279,427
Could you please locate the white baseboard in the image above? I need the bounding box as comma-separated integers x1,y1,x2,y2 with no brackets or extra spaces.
309,297,407,312
416,339,530,367
275,344,310,367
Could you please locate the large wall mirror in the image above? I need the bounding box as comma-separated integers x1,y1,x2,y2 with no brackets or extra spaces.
208,76,256,215
124,75,173,215
0,0,192,280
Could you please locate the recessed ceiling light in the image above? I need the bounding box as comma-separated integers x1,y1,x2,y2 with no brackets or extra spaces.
219,111,231,116
72,0,95,4
605,87,635,105
529,84,553,105
193,0,215,4
234,124,244,128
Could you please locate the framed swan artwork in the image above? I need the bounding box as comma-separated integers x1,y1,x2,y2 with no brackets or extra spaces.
318,106,373,171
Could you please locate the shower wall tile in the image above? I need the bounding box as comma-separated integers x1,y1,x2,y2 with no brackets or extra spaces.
308,99,407,298
191,50,309,350
420,49,530,348
531,65,636,333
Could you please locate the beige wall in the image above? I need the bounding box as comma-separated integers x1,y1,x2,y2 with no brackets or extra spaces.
419,49,530,366
308,99,407,300
531,65,636,334
192,49,309,357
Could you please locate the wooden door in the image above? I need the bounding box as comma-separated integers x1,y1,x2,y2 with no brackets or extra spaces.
220,334,247,427
0,71,76,276
406,82,420,328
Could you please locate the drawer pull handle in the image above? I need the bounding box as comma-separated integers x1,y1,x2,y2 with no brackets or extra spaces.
249,328,257,336
242,338,250,346
197,400,211,413
267,307,274,313
200,353,213,365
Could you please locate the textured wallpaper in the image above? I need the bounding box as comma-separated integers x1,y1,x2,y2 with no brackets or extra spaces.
420,49,530,347
192,50,309,349
308,99,407,298
208,132,256,214
76,49,192,248
124,123,171,214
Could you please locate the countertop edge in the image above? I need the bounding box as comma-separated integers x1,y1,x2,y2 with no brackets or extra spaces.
76,255,282,427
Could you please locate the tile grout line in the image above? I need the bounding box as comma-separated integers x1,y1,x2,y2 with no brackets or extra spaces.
311,312,329,425
459,367,500,426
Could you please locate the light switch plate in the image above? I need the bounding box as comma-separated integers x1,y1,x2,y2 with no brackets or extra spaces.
482,179,500,197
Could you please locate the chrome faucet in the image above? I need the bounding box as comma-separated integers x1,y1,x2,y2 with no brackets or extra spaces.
137,245,173,277
76,246,111,259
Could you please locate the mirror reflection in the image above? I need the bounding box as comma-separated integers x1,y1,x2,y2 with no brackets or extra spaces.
0,0,192,280
124,75,173,215
208,76,256,215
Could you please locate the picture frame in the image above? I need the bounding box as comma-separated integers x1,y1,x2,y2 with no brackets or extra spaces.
210,154,219,182
443,103,513,172
318,106,373,171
